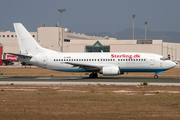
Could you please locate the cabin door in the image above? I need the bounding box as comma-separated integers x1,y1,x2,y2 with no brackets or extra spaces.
150,56,154,65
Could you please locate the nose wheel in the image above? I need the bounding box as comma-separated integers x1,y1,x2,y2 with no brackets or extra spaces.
89,73,98,78
154,74,158,79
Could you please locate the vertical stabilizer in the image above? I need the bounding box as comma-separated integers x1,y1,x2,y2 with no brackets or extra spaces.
13,23,42,55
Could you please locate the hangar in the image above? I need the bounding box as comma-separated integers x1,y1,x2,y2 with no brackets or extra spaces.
0,25,180,65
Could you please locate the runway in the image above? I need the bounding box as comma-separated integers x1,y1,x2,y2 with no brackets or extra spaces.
0,76,180,85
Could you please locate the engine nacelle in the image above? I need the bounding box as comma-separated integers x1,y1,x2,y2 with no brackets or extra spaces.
99,66,123,76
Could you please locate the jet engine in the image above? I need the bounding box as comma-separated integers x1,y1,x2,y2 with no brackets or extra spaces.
99,66,124,76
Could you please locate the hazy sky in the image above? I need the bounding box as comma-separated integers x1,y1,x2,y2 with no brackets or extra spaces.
0,0,180,34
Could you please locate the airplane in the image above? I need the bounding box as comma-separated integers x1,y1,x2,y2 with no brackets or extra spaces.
8,23,176,79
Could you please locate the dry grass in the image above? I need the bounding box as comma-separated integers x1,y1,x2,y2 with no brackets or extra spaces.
0,67,180,78
0,84,180,120
0,67,180,119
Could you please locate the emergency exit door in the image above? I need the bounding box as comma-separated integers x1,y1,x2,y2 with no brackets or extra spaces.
43,56,47,66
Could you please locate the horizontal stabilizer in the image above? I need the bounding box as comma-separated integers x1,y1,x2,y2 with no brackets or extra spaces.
7,53,32,58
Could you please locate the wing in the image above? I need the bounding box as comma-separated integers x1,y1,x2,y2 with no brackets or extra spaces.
65,62,102,71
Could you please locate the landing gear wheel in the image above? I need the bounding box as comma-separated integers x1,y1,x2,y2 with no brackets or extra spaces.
154,75,158,79
89,73,98,78
89,74,93,78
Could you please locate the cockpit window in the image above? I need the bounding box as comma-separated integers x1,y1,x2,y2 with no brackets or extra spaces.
160,56,169,61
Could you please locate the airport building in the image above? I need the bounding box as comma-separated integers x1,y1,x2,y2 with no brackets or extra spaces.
0,26,180,65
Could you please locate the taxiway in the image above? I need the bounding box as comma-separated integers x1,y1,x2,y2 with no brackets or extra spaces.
0,76,180,85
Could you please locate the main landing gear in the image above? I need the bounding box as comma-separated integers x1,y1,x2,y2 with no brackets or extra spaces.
89,73,98,78
154,74,158,79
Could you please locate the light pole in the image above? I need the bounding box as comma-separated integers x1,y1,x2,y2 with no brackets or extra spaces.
58,9,66,52
132,15,135,40
145,22,147,40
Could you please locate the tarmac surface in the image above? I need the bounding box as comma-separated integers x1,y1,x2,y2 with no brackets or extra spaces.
0,76,180,85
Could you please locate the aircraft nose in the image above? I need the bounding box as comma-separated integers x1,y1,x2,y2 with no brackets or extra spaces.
164,61,176,69
172,62,176,68
170,61,176,68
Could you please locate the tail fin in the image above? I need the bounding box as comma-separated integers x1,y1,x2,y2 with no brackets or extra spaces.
13,23,42,55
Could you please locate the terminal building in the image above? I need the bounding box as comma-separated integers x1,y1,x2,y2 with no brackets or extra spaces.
0,25,180,65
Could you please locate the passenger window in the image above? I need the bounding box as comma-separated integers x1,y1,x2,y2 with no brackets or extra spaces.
89,59,91,61
84,59,86,61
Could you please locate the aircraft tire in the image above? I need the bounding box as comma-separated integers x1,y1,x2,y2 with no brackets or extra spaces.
154,75,158,79
89,74,93,78
89,73,98,78
94,73,98,78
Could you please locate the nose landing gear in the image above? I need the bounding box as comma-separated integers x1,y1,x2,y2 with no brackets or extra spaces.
154,74,158,79
89,73,98,78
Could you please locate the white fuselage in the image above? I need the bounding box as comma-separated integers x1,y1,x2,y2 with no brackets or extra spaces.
19,52,176,74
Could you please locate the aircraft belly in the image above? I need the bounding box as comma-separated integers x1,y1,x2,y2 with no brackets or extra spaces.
120,68,168,72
